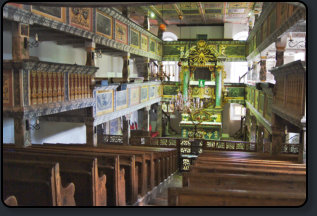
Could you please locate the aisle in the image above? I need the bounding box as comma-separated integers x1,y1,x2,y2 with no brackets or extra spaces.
146,172,183,206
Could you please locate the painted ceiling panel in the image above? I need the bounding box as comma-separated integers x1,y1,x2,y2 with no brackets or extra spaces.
125,2,262,26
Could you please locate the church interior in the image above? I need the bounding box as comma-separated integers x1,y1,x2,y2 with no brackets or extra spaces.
2,2,307,207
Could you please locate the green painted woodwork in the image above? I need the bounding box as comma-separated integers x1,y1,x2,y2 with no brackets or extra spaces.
163,85,179,96
163,41,246,62
226,87,245,98
215,68,222,107
259,93,265,114
183,68,190,101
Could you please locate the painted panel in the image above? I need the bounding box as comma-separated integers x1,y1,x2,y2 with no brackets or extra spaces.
149,38,156,53
110,118,119,135
130,28,140,48
96,10,112,39
115,20,128,44
163,85,179,96
32,6,66,23
141,86,148,102
69,8,92,31
269,7,277,35
250,88,255,106
163,44,181,56
149,85,156,99
222,45,245,58
265,96,272,121
3,69,13,107
130,87,140,106
96,89,113,116
255,90,259,110
116,90,128,110
141,34,148,52
157,42,162,56
259,92,265,114
226,87,245,98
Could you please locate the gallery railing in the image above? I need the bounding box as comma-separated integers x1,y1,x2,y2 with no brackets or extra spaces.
280,143,300,154
102,135,124,145
104,134,299,171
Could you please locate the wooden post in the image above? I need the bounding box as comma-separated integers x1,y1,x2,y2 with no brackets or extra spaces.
271,114,284,156
275,36,287,67
122,53,130,83
12,22,29,60
14,117,32,147
122,114,130,145
85,118,97,147
260,56,267,82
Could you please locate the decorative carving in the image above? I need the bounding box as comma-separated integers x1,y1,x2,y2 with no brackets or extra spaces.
188,40,217,66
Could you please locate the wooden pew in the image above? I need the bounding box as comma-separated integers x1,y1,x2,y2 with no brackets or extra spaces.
4,145,125,206
182,172,306,193
168,187,306,206
193,160,306,171
100,145,178,185
3,159,75,206
37,144,141,203
4,196,18,206
41,143,175,195
199,150,299,162
3,149,106,206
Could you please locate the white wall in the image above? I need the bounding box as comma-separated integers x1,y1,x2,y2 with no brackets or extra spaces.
31,121,86,144
165,25,224,39
95,54,124,78
224,23,248,40
3,118,15,144
224,62,248,83
222,103,241,136
29,41,86,64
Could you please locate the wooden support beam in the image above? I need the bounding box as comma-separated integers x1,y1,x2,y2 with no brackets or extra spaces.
197,2,206,24
173,4,183,18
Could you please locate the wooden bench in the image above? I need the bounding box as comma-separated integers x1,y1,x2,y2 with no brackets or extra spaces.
4,195,18,206
100,144,178,185
3,149,106,206
169,149,306,206
199,150,299,162
193,160,306,171
3,159,75,206
4,145,126,206
168,187,306,206
182,172,306,193
42,143,177,194
38,144,143,203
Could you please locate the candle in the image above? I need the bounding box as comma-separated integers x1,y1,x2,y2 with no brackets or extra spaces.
35,33,38,41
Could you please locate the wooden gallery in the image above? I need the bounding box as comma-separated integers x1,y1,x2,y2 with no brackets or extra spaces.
2,2,307,207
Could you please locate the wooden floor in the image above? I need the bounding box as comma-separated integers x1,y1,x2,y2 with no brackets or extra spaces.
146,172,183,206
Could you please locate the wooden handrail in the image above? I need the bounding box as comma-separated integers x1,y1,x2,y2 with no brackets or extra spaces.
239,71,248,83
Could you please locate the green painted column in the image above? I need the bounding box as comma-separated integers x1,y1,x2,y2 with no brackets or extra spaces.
215,66,223,107
182,66,189,101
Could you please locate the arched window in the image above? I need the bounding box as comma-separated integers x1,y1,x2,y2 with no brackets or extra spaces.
162,32,178,41
233,31,249,41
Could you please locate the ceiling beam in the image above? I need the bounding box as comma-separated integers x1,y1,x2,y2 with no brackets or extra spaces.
19,2,178,7
197,2,206,24
173,4,183,18
146,5,168,25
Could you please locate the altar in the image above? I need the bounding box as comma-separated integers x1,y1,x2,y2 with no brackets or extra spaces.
177,40,227,140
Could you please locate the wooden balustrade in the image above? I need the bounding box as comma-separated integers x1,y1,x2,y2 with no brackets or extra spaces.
103,135,124,145
29,71,93,105
280,143,299,154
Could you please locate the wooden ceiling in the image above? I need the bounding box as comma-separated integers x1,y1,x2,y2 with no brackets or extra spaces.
117,2,264,26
